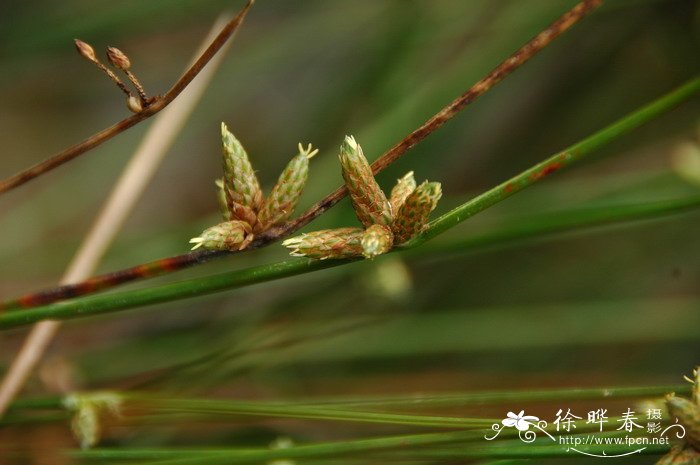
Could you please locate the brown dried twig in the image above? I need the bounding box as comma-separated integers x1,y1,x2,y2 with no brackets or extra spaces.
269,0,603,239
0,0,603,312
0,0,255,195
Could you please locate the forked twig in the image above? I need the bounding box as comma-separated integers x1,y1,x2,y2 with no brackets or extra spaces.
0,0,255,194
0,15,240,418
0,0,603,312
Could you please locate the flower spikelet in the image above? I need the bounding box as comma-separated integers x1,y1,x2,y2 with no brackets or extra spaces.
282,228,364,260
389,171,416,215
63,392,122,450
391,181,442,244
656,445,699,464
361,224,394,259
258,143,318,229
215,178,231,221
339,136,392,227
221,122,263,229
106,46,131,70
666,394,700,451
189,220,253,251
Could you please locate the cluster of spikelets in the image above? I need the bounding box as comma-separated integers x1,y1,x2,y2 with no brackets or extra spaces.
282,136,442,260
189,123,317,251
657,368,700,464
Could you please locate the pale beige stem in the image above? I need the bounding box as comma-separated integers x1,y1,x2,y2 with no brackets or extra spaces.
0,15,234,417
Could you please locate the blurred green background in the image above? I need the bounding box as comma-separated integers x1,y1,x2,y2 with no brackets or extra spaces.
0,0,699,462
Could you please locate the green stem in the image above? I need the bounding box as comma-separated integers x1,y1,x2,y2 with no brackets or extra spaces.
408,76,700,245
9,384,689,428
138,397,496,429
288,384,691,409
73,429,483,463
13,385,690,412
1,77,698,329
417,195,700,257
0,258,344,329
70,436,671,464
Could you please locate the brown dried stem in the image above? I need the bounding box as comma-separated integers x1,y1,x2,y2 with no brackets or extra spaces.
267,0,603,240
0,0,255,194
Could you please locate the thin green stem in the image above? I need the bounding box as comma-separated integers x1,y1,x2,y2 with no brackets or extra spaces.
416,195,700,257
0,258,342,329
286,384,691,409
70,436,671,464
407,76,700,245
137,397,496,429
73,429,483,464
1,77,698,329
10,385,689,412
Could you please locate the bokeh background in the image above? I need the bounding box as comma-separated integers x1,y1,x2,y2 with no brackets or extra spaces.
0,0,699,463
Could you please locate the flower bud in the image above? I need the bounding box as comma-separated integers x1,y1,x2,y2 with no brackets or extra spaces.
361,224,393,259
391,181,442,244
221,122,263,229
215,179,231,221
126,95,143,113
258,143,317,229
74,39,97,62
339,136,392,228
389,171,416,214
189,220,253,251
106,46,131,70
666,394,700,451
283,228,364,260
656,445,700,465
63,392,122,450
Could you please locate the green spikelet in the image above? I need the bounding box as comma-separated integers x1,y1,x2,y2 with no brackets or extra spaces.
189,220,253,251
361,224,394,259
391,180,442,244
282,227,364,260
63,392,122,450
215,178,231,221
258,143,318,229
339,136,392,227
389,171,416,215
221,122,263,229
656,445,700,465
666,394,700,451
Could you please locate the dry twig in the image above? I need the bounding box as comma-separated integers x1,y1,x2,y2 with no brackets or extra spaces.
0,0,254,194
